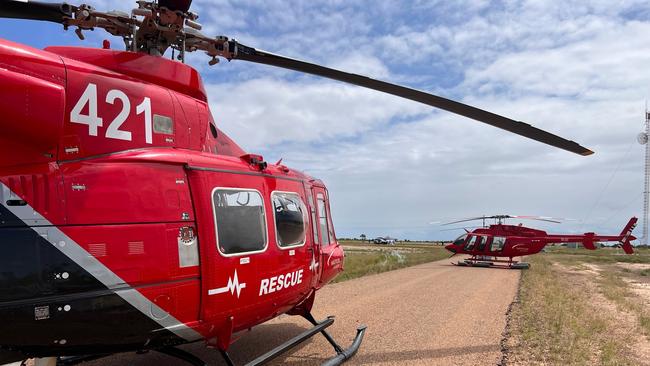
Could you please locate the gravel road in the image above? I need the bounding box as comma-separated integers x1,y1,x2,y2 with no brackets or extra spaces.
85,258,520,365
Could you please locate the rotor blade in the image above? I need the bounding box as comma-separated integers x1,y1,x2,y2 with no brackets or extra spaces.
0,1,74,23
230,44,593,156
442,217,489,225
511,215,562,223
438,226,480,232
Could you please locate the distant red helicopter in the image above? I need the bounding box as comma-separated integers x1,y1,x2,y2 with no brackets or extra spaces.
0,1,594,365
443,215,638,269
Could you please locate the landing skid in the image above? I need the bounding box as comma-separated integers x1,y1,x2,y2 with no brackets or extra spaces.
56,349,202,366
220,313,367,366
52,312,366,366
454,256,530,269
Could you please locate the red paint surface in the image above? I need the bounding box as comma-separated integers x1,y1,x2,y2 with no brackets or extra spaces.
0,38,343,348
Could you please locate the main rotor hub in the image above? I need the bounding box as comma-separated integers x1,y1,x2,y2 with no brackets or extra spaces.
57,0,232,62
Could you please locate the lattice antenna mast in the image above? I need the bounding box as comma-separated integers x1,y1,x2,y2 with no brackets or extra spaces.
639,109,650,245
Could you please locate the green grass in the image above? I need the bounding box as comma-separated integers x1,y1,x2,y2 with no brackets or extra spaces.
332,245,448,283
508,255,632,365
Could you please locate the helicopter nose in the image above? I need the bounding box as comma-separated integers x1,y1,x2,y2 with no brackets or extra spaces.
445,244,456,253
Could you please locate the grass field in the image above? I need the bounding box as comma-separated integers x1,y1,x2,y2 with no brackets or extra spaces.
333,241,449,283
505,247,650,365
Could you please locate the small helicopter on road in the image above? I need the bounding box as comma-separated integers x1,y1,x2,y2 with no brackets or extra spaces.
0,1,593,365
443,215,638,269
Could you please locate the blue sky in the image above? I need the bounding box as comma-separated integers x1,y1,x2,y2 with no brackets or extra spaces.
2,0,650,240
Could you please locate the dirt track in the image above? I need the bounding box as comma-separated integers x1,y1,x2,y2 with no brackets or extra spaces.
87,258,520,365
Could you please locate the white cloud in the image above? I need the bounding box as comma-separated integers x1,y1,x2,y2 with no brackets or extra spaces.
206,77,429,150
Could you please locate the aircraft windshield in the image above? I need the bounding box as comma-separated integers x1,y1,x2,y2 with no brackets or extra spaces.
452,234,468,246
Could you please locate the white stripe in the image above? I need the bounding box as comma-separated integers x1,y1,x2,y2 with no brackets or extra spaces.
0,183,202,342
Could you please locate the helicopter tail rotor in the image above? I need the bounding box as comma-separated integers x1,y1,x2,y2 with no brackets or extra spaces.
618,217,638,254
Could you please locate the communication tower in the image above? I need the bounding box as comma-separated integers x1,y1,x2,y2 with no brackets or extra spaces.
638,110,650,245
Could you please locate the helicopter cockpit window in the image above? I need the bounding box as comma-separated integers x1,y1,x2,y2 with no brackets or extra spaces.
452,234,468,246
491,236,506,252
464,235,477,251
213,188,267,256
272,192,307,248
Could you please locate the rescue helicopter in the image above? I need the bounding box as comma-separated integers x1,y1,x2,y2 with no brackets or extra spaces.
443,215,637,269
0,0,594,365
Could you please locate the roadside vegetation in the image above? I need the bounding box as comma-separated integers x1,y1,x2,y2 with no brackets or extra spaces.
333,241,448,283
505,247,650,365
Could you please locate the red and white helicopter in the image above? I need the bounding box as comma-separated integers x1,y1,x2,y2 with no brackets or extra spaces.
443,215,637,269
0,1,593,365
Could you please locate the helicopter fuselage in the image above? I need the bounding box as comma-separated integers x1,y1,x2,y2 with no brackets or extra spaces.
444,220,637,259
0,38,344,361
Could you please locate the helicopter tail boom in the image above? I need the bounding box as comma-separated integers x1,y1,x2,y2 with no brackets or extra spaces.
580,217,637,253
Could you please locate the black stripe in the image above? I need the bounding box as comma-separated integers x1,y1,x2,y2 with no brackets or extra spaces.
0,204,185,357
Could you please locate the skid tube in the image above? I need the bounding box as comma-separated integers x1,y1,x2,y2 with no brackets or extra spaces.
455,256,530,269
220,313,367,366
55,348,206,366
47,314,366,366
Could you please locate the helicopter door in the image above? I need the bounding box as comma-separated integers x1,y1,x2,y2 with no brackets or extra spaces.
476,235,488,252
312,187,343,287
306,185,321,290
191,170,270,333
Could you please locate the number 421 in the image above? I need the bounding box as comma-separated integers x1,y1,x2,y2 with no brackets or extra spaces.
70,83,153,144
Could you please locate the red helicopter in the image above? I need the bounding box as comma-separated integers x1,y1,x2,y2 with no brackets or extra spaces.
0,1,594,365
443,215,638,269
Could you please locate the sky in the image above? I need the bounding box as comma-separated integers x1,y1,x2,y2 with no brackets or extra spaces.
1,0,650,241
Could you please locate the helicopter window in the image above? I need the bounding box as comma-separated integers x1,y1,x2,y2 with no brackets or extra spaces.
272,192,307,248
452,234,468,246
476,236,487,251
209,123,218,139
309,194,319,245
317,195,331,245
464,235,478,251
212,188,267,256
326,194,336,243
491,236,506,252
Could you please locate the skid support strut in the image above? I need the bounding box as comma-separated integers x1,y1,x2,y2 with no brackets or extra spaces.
219,313,367,366
302,313,367,366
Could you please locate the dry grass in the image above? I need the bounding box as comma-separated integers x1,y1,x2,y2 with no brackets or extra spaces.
506,255,632,365
598,269,650,338
506,248,650,365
